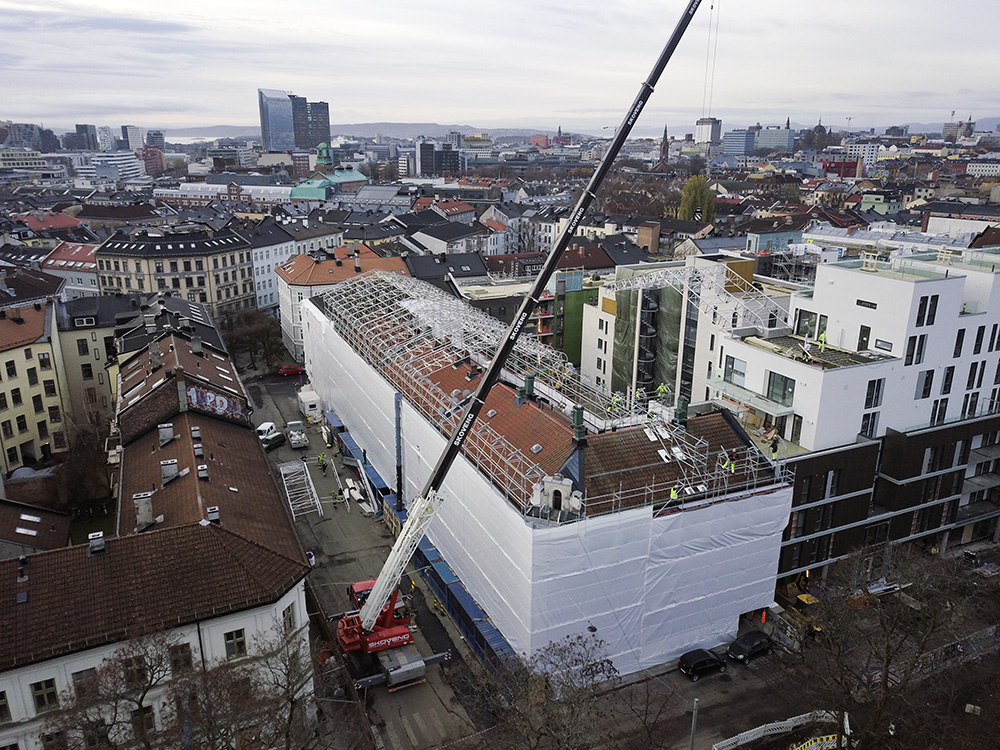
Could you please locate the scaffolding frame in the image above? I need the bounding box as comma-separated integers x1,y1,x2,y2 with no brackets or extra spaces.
278,460,324,519
313,272,793,520
602,263,792,333
313,272,625,512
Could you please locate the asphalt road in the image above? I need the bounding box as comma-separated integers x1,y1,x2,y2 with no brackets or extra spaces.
253,376,476,749
251,376,834,749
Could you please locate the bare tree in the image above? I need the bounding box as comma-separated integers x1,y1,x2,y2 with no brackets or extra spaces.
43,632,178,749
456,634,620,750
798,544,980,749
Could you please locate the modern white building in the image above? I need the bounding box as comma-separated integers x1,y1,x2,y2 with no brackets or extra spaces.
301,272,792,676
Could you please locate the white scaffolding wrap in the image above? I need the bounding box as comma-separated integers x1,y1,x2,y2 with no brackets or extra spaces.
302,292,793,676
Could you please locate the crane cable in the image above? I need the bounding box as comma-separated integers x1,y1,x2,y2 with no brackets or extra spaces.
707,0,722,116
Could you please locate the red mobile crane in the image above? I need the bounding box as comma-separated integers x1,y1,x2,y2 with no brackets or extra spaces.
336,0,705,690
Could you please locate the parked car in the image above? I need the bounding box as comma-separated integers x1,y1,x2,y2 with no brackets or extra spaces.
279,365,306,376
261,431,287,451
726,631,772,664
256,421,277,439
678,649,726,681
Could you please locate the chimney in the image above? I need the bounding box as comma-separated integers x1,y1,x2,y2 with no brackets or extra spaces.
354,254,362,273
191,335,203,356
197,464,209,480
160,458,179,484
158,423,174,445
149,341,162,369
524,373,535,399
133,491,154,531
206,506,221,523
88,531,106,555
572,404,587,444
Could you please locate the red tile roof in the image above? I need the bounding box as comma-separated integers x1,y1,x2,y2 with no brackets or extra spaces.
0,303,47,354
117,412,305,563
0,523,308,669
21,213,83,232
0,500,70,551
41,241,98,271
276,250,408,287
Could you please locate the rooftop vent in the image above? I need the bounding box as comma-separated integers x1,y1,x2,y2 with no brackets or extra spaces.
193,443,204,458
158,423,174,446
206,506,220,523
88,531,106,555
133,491,155,531
197,464,209,480
530,443,543,454
191,426,202,440
486,409,498,419
17,555,27,582
160,458,179,484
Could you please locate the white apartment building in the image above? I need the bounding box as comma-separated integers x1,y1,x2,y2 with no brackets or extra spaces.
233,217,296,313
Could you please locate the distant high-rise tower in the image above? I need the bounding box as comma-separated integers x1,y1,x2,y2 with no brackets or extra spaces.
258,89,295,152
695,117,722,145
96,126,115,152
145,130,165,150
74,124,98,150
289,94,330,150
121,125,143,151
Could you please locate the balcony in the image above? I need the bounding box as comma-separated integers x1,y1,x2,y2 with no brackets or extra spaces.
710,375,795,418
962,472,1000,492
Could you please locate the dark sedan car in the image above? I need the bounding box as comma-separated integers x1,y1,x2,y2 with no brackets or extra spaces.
726,631,772,664
261,431,287,451
678,648,726,681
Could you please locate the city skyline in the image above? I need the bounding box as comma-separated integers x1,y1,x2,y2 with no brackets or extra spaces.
2,0,999,137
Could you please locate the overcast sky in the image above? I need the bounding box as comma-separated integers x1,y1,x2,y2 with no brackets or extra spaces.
3,0,999,137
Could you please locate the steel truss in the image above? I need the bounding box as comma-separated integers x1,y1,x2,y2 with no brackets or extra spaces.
602,263,792,333
278,460,324,519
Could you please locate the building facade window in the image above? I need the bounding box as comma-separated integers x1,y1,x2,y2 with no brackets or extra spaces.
224,629,247,659
931,398,948,425
766,372,795,406
38,352,51,369
865,378,884,409
942,366,955,394
0,689,10,723
170,643,193,675
974,325,986,355
860,411,880,438
954,328,965,358
904,334,926,366
723,356,746,387
76,338,89,356
31,678,59,713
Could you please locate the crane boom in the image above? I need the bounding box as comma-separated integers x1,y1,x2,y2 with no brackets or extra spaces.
356,0,704,635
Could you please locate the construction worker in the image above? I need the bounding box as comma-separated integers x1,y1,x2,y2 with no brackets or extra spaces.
317,452,327,477
818,330,827,352
770,436,780,461
635,387,643,402
670,486,680,501
724,449,737,473
657,383,669,401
